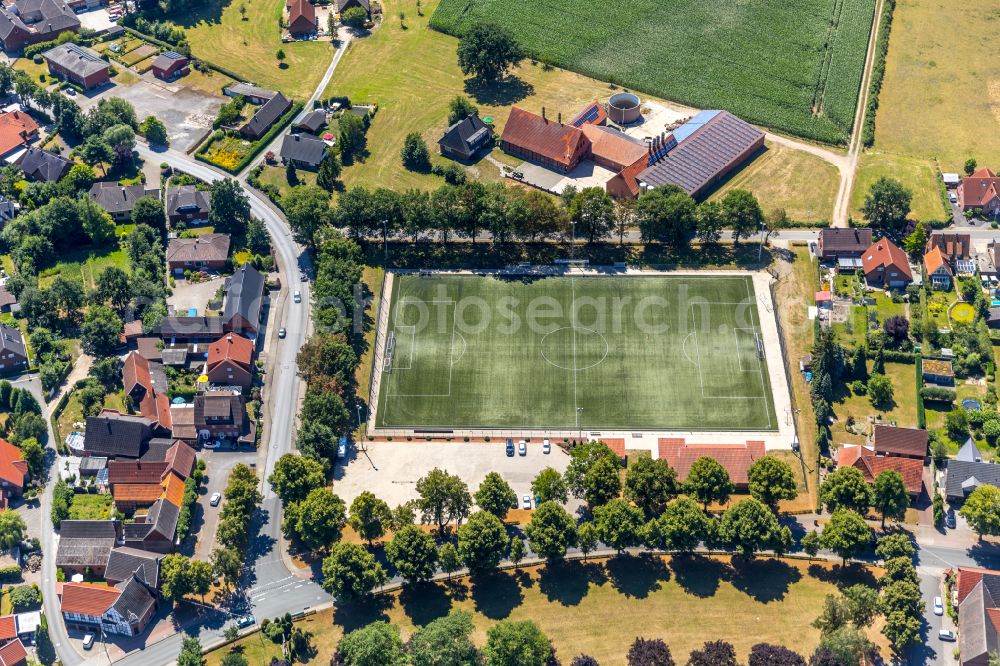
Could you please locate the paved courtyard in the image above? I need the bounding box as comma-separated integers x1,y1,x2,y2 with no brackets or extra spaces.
167,276,225,315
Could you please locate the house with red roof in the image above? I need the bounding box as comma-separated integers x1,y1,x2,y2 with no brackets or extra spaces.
0,440,27,508
836,445,923,498
924,245,953,289
0,111,38,162
657,438,766,490
205,333,254,388
862,238,912,289
500,107,589,173
60,577,156,637
286,0,316,36
952,566,1000,665
0,637,26,666
122,351,171,433
957,168,1000,215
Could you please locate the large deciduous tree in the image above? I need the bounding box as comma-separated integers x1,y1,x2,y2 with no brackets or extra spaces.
385,524,438,583
321,542,388,601
475,471,517,521
684,456,733,510
349,491,392,545
872,470,909,528
819,466,873,515
416,468,473,533
624,456,677,517
593,498,644,553
456,23,525,82
482,619,551,666
524,501,577,561
457,510,508,574
819,509,873,566
747,455,798,513
719,498,787,559
960,484,1000,540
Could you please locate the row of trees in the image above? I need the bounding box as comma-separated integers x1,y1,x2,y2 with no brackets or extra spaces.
206,464,262,594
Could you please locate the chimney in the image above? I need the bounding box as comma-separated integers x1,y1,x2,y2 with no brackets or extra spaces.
541,107,546,122
557,112,562,125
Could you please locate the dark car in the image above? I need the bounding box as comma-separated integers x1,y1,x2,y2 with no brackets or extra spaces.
946,511,956,529
505,439,514,456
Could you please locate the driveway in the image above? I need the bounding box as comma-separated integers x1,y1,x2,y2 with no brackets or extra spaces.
167,276,225,315
77,75,224,152
192,449,259,560
334,441,575,511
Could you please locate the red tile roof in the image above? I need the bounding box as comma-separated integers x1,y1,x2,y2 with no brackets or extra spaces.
837,446,923,495
956,567,999,605
113,484,164,504
0,616,15,642
207,333,253,372
862,238,912,281
287,0,315,28
122,351,171,429
0,439,26,492
501,107,587,170
601,439,625,458
926,233,971,261
657,438,766,486
924,246,951,276
873,425,928,458
580,123,648,171
60,583,120,616
161,472,185,507
958,168,1000,209
108,460,169,485
0,638,26,666
164,440,196,479
0,112,37,158
607,155,648,197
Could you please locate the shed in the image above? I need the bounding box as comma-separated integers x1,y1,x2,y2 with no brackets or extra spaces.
921,358,955,386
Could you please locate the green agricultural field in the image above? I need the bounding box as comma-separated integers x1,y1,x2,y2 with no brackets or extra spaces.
375,274,778,431
430,0,877,144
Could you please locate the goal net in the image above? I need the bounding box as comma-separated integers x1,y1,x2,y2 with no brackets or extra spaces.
384,331,395,373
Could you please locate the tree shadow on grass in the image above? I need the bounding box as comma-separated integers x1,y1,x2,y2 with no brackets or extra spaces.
807,562,879,589
669,554,727,599
463,75,533,107
332,594,395,634
470,571,524,620
729,557,802,603
398,581,452,626
605,553,670,599
537,560,594,607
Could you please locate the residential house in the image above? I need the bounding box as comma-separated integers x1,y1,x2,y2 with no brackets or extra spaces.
957,168,1000,215
922,358,955,386
42,43,110,90
925,246,953,289
0,324,27,372
927,232,976,276
286,0,316,36
166,185,211,225
0,637,26,666
836,445,923,498
166,233,231,274
82,413,152,458
15,147,71,182
55,520,121,577
159,316,224,344
438,114,491,162
60,576,156,637
88,182,158,222
656,438,766,491
223,83,277,105
818,228,873,264
335,0,369,16
206,333,254,388
279,133,328,170
952,567,1000,665
861,238,912,289
0,0,79,52
239,92,292,140
150,51,188,80
0,197,17,228
872,424,928,460
193,391,250,442
945,440,1000,503
104,547,162,589
0,111,38,162
293,110,326,135
160,440,196,479
0,439,28,508
500,106,589,173
222,263,265,335
121,499,178,553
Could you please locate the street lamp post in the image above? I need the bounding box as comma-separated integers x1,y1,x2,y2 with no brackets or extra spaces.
355,404,362,427
382,219,389,268
576,406,583,442
757,221,767,264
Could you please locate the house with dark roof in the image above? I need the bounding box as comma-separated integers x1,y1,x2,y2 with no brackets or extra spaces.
206,333,254,387
500,106,588,173
286,0,316,36
957,168,1000,215
953,567,1000,665
862,238,912,289
945,456,1000,503
836,445,923,497
121,499,178,553
60,575,156,637
818,228,873,262
438,114,492,162
293,110,326,135
656,438,766,490
194,391,250,441
166,233,231,274
15,147,71,182
222,263,265,335
166,185,211,224
104,547,162,589
0,324,27,372
240,92,292,140
280,133,329,169
224,83,277,105
151,50,188,80
872,425,928,460
159,316,224,343
55,520,121,576
42,43,109,90
0,287,16,315
88,182,158,222
83,413,152,458
335,0,369,16
0,0,79,52
636,110,765,199
0,440,28,507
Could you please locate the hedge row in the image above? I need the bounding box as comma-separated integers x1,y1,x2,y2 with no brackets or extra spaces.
196,102,303,175
921,386,956,404
915,353,926,428
867,348,916,364
861,0,897,147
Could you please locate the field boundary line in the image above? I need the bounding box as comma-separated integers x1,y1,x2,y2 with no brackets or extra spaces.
746,279,774,430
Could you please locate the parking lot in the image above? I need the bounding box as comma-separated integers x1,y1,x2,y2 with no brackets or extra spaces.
334,440,576,511
167,275,225,315
193,448,258,559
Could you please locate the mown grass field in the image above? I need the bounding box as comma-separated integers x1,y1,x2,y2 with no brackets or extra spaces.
206,556,886,666
871,0,1000,172
430,0,877,144
851,152,947,223
177,0,333,99
709,142,840,224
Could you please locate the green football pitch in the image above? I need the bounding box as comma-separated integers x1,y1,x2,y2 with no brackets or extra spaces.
374,274,778,431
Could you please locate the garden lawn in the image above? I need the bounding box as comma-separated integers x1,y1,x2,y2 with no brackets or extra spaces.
834,361,920,443
431,0,877,144
871,0,1000,171
832,305,869,351
257,165,316,199
200,134,253,171
38,246,129,290
851,152,946,224
708,142,839,224
354,265,384,437
68,493,113,520
56,390,127,443
178,0,333,99
205,556,887,666
872,292,906,322
926,289,956,330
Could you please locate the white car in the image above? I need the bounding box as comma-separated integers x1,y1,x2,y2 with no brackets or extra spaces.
210,492,222,507
938,629,956,641
521,495,531,510
293,290,302,303
82,634,95,650
518,440,526,456
542,439,551,454
933,596,944,616
202,440,220,449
